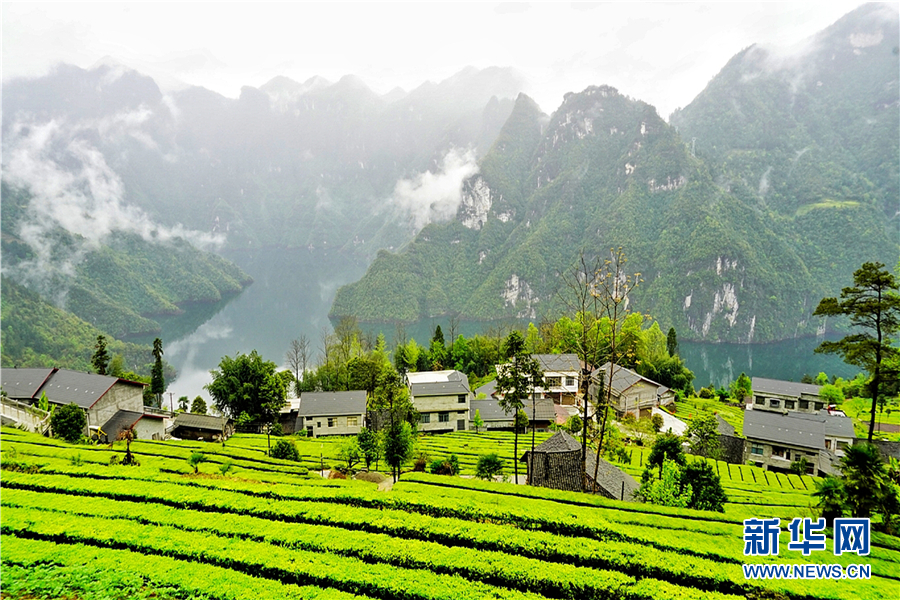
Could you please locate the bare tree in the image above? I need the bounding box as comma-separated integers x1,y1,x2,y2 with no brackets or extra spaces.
285,334,311,394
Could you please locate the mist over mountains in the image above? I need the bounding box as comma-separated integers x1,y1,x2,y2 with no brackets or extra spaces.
1,3,897,359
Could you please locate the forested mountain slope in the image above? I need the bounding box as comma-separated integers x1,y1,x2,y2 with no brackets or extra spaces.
332,6,899,343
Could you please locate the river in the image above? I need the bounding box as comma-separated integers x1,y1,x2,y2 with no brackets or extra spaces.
154,248,860,406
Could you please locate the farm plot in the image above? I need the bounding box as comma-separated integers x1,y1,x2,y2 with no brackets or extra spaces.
2,428,899,600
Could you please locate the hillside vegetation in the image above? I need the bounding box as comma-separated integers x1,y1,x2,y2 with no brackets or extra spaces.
3,428,899,599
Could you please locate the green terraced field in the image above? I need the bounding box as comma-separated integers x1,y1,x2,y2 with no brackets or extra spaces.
2,427,898,600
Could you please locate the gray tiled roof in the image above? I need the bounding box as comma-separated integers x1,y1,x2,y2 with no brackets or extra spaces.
471,396,556,422
174,412,226,431
410,371,471,397
752,377,822,398
36,370,129,409
533,354,580,373
593,363,670,396
716,414,736,436
1,368,55,399
743,409,827,450
586,451,640,501
530,430,584,453
298,390,367,417
101,410,145,440
791,411,856,439
474,379,497,398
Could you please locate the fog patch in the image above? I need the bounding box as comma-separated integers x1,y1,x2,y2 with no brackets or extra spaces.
389,148,479,232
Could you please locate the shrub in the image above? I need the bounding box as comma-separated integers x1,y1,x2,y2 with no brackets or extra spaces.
622,412,637,426
682,461,728,512
269,422,284,437
476,453,504,480
187,452,207,474
50,403,86,444
790,456,810,476
428,454,460,476
413,455,428,472
270,439,300,461
698,387,713,399
650,413,664,433
219,460,234,476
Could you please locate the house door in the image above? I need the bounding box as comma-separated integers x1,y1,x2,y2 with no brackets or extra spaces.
306,426,314,437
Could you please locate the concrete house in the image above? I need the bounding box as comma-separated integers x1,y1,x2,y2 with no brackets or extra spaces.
743,409,855,476
407,370,471,433
1,367,146,435
533,354,581,405
749,378,826,414
589,363,675,418
296,390,367,437
101,410,168,442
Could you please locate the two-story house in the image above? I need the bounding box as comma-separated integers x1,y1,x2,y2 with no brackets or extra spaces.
407,370,471,433
749,378,825,414
533,354,581,405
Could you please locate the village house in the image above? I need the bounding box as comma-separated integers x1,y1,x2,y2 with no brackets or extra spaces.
589,362,675,419
296,390,367,437
743,409,855,476
101,409,168,442
407,370,471,433
532,354,581,405
469,395,556,432
1,367,147,436
748,377,826,414
169,412,231,442
520,430,639,500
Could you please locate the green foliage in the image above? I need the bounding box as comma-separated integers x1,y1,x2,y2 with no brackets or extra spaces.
187,452,207,474
682,461,728,512
819,384,844,405
814,262,900,441
428,454,460,476
650,413,664,433
840,443,887,519
565,414,583,436
218,460,234,476
638,458,692,508
813,476,846,526
685,414,720,459
789,456,810,477
729,373,752,402
384,420,414,482
269,439,300,462
338,438,361,471
666,327,678,357
205,350,287,427
177,396,189,412
356,427,380,470
50,404,86,444
190,396,207,414
91,335,110,375
645,433,686,478
472,409,484,433
475,453,505,480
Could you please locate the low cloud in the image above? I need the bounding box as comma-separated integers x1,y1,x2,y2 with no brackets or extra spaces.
2,112,223,302
390,148,479,231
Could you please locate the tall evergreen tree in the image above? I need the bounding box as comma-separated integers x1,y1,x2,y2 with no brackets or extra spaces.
150,338,165,408
666,327,679,357
91,335,110,375
497,331,542,483
814,262,900,442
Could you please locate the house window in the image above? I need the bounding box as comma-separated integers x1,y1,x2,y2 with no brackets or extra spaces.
328,418,336,428
439,412,450,423
317,421,322,428
772,446,790,459
754,397,765,405
458,394,466,404
770,399,780,408
565,376,575,387
799,400,809,410
457,419,465,431
545,377,561,387
784,400,795,410
420,414,430,424
814,402,824,411
751,444,764,456
347,416,359,427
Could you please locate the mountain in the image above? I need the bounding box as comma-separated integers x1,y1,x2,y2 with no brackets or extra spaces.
2,63,523,255
332,7,900,343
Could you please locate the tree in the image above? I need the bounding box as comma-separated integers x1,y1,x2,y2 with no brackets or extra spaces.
685,414,720,459
357,427,380,470
666,327,679,357
338,437,362,471
472,409,484,433
682,461,727,512
108,354,125,378
205,350,287,453
270,439,300,461
177,396,189,412
50,403,85,443
91,335,110,375
813,262,900,442
384,420,414,483
637,458,692,508
840,443,887,518
650,413,664,433
476,453,505,480
645,432,686,479
566,414,583,436
191,396,207,414
729,373,752,403
150,338,165,408
285,335,311,395
188,452,207,474
496,331,542,484
116,426,139,466
812,476,845,527
819,384,844,405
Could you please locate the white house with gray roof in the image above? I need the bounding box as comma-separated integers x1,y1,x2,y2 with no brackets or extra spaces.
470,396,556,432
532,354,581,405
589,363,675,418
407,370,471,433
749,377,825,414
743,409,855,476
296,390,367,437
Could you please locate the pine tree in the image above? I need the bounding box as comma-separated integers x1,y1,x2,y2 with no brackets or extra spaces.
91,335,110,375
150,338,165,408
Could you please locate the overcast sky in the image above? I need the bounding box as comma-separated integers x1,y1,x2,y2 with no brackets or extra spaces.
3,1,874,118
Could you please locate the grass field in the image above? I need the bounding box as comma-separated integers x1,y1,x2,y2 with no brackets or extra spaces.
2,427,899,600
